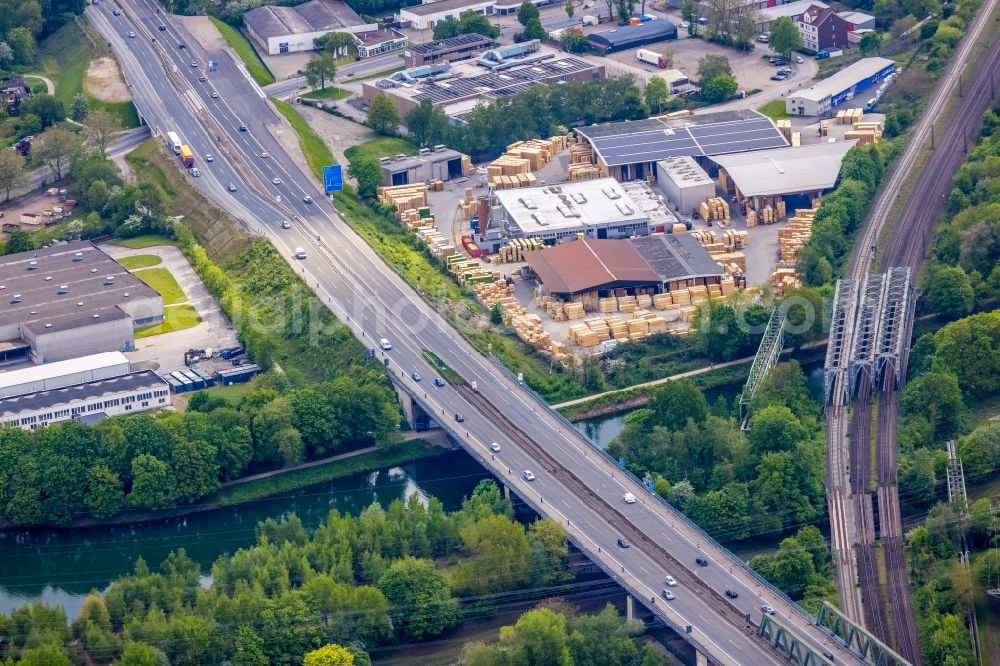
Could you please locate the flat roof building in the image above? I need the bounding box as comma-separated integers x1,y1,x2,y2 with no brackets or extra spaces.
492,178,652,242
363,51,604,118
354,28,408,59
0,241,163,364
588,19,678,53
381,146,469,185
654,156,716,212
786,57,895,116
0,352,131,399
576,110,788,181
244,0,377,55
403,33,494,67
837,10,876,30
709,141,857,205
0,369,171,430
399,0,499,30
524,234,723,297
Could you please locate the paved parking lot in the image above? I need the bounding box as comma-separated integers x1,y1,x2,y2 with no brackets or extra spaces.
100,243,239,373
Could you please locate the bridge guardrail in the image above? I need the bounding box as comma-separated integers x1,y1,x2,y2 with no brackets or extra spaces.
484,353,841,633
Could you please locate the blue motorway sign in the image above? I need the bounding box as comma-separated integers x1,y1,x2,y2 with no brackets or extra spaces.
323,164,343,193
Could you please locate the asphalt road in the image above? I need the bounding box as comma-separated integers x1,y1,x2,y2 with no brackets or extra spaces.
94,2,859,663
262,55,405,99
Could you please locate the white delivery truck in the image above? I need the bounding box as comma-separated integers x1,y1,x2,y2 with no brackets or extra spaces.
582,14,599,25
636,49,666,68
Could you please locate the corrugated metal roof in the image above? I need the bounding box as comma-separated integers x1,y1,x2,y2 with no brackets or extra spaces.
588,20,677,48
792,57,895,103
709,141,857,197
524,234,722,295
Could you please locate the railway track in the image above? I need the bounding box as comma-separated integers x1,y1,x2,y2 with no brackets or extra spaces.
823,0,1000,658
455,384,791,663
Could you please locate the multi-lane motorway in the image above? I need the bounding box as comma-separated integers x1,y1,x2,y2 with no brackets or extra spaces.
90,2,861,663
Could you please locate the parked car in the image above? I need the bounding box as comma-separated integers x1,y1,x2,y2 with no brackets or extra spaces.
770,74,787,81
815,49,830,60
795,55,804,63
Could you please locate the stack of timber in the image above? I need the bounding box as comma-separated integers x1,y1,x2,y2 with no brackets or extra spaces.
845,119,883,145
495,237,543,263
378,183,428,221
699,197,731,223
458,187,477,220
570,144,594,165
771,267,800,296
447,255,497,284
776,119,792,141
566,163,602,181
721,229,749,251
777,208,816,263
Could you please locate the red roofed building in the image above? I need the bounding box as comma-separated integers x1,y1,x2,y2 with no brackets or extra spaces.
796,4,848,53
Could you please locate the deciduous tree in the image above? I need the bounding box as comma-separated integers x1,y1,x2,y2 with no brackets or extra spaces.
32,126,81,180
696,54,732,88
303,53,337,90
523,17,547,41
366,92,400,136
858,31,882,56
769,16,803,61
347,155,383,199
83,109,123,157
70,93,89,122
303,644,354,666
644,76,670,113
377,557,459,640
0,148,26,201
518,0,540,26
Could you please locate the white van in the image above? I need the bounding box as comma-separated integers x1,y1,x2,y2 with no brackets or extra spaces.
295,247,307,259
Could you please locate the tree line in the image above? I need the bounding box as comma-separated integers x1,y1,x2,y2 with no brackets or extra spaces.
0,371,400,526
0,480,576,665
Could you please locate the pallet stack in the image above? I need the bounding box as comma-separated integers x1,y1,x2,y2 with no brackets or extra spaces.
770,267,800,296
699,197,730,223
791,131,801,147
721,229,749,251
495,237,543,263
777,119,792,142
846,120,883,145
821,120,830,137
378,183,429,221
777,208,816,262
708,251,747,272
570,144,593,165
566,164,601,181
835,108,864,124
461,154,475,176
746,209,758,228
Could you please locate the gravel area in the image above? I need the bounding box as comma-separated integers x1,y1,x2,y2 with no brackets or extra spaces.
84,57,131,102
175,15,227,52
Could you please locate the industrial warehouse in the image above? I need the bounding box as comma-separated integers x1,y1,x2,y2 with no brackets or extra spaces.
786,57,896,116
575,110,790,180
363,41,604,118
0,241,163,365
0,352,171,430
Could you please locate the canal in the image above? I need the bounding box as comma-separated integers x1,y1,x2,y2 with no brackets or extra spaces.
0,451,491,620
1,359,825,620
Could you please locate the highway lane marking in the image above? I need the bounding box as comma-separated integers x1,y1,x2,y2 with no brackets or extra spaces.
114,11,833,655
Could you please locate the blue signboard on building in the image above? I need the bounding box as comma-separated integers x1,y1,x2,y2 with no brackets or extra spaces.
323,164,343,193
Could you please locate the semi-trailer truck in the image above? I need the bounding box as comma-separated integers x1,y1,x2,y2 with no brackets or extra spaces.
179,145,194,168
165,131,181,154
636,48,666,68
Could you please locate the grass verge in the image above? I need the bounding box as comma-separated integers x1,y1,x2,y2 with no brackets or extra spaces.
209,17,275,86
111,234,179,249
117,254,162,269
345,137,417,163
136,304,201,338
303,86,351,101
37,21,140,128
272,97,337,179
757,100,790,120
423,350,464,384
352,66,406,81
133,267,187,305
216,441,446,506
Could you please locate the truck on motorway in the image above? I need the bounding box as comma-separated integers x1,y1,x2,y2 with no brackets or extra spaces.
165,131,182,154
636,48,667,68
179,144,194,168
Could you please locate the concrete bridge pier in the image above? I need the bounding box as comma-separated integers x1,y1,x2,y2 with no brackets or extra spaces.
503,483,511,501
695,650,709,666
627,594,634,622
392,381,416,427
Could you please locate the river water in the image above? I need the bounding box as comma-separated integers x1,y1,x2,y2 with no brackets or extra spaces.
1,360,824,620
0,451,491,620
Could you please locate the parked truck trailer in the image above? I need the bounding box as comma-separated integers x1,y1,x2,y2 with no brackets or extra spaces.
636,48,666,68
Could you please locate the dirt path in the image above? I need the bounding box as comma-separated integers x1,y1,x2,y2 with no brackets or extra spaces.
175,15,226,51
23,75,55,95
84,57,131,102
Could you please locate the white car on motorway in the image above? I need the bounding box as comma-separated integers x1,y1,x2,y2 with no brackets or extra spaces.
523,470,535,481
664,575,677,587
128,31,135,38
205,154,213,162
295,247,307,259
272,177,282,185
623,492,636,504
281,220,291,229
490,442,501,452
379,338,392,350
